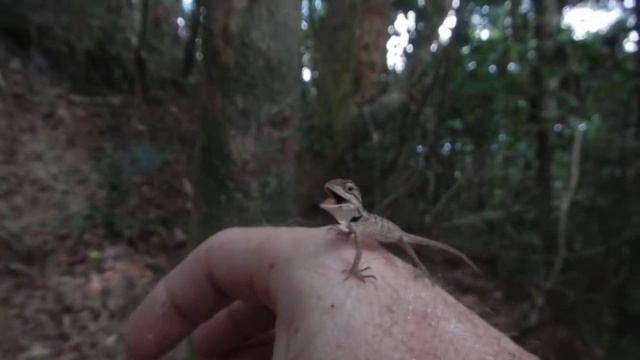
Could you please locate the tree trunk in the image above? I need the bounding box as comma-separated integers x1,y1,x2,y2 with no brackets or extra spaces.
190,0,301,244
181,0,201,79
353,0,394,102
531,0,559,248
296,0,363,214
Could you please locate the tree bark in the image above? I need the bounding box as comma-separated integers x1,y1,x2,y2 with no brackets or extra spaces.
296,0,363,213
531,0,559,248
191,0,301,244
353,0,394,101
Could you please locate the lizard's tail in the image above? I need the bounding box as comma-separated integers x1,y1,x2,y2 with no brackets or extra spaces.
406,234,480,272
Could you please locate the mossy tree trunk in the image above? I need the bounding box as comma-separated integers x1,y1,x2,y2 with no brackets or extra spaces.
190,0,301,244
296,0,363,213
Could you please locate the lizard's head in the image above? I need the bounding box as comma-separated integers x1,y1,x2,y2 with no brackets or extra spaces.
321,178,363,209
319,178,364,223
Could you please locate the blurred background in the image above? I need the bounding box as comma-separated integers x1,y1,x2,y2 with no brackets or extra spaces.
0,0,638,358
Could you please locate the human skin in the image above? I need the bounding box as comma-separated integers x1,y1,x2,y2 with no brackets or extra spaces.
124,227,537,359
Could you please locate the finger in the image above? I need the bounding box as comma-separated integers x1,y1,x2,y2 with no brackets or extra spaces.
192,301,274,358
124,227,326,360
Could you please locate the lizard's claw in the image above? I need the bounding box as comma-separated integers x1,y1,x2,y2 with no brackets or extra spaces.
342,266,376,282
328,225,353,240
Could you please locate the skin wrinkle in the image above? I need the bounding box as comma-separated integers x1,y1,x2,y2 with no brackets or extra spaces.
224,305,267,348
204,228,268,305
160,280,201,329
225,341,273,360
193,302,261,357
126,282,199,359
195,229,286,358
166,247,230,325
201,237,238,306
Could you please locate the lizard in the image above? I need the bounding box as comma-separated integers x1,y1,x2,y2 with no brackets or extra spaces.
319,178,478,281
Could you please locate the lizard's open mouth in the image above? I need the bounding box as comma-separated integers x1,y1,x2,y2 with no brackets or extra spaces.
321,186,347,206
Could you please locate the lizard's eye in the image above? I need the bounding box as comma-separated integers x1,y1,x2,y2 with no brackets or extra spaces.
346,184,355,192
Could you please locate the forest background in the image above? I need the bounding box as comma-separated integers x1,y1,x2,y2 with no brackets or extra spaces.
0,0,638,359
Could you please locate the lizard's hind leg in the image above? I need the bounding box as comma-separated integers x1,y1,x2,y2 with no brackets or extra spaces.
398,236,431,279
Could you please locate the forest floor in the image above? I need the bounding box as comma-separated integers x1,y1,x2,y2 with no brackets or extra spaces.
0,47,531,359
0,45,195,359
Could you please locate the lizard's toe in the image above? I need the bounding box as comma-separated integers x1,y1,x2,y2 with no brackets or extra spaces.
342,267,376,282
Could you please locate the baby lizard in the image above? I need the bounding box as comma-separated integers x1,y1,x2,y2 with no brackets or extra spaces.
319,178,478,281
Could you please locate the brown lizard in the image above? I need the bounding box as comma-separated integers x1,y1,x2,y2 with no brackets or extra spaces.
320,178,478,281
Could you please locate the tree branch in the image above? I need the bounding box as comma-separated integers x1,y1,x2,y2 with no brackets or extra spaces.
546,124,585,288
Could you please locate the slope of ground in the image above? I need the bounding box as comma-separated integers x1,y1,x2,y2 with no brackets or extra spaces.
0,49,192,359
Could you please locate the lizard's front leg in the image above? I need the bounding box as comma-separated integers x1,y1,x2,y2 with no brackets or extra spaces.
343,226,376,282
327,223,351,239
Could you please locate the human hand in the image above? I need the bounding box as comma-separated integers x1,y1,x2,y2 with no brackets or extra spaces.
124,227,536,359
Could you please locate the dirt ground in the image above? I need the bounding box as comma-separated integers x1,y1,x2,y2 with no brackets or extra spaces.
0,51,531,359
0,49,195,358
